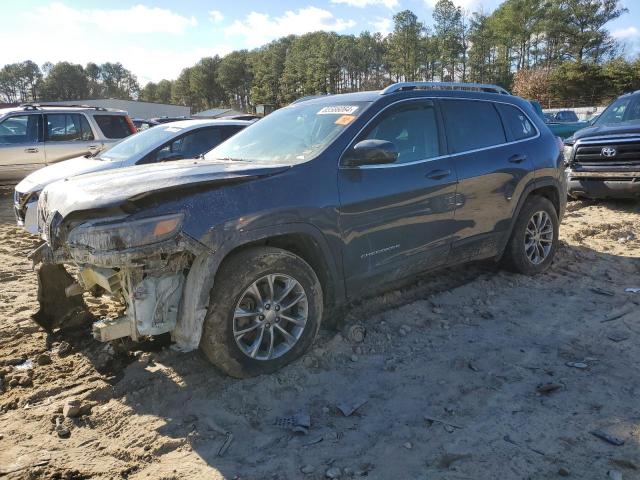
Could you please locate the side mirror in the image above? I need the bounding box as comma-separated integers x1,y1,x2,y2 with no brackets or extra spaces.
343,139,398,167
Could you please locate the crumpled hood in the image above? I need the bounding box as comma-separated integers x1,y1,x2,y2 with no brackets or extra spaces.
571,121,640,142
40,159,291,218
16,156,118,195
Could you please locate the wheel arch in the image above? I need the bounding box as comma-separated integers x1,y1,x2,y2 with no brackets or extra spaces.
172,223,343,351
497,177,564,258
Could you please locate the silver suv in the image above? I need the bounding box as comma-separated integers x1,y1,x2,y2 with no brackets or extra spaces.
0,104,136,183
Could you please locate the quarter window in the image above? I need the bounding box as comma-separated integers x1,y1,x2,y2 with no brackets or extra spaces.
497,104,536,141
46,114,94,142
441,100,506,153
94,115,131,139
361,102,440,164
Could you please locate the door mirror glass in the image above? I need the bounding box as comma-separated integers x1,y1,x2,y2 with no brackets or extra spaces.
343,139,398,166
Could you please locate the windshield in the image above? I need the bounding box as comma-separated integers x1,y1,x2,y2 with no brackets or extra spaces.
595,96,640,126
99,124,187,161
205,101,370,164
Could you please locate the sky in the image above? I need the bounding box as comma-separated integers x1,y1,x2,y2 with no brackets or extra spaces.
1,0,639,85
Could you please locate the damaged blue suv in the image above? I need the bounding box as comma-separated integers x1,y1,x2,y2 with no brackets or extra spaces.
32,82,566,378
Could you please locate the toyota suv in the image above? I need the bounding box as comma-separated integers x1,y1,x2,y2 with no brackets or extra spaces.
565,90,640,199
0,104,136,183
31,82,566,378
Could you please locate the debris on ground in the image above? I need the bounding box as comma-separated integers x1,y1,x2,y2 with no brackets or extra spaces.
336,398,367,417
607,332,630,342
325,466,342,479
55,417,70,439
36,353,52,365
591,287,615,296
566,362,588,369
437,453,471,469
608,470,623,480
345,324,366,343
610,459,638,470
602,304,635,323
63,400,81,418
275,412,311,435
624,288,640,294
536,383,563,395
591,429,626,446
558,466,571,476
14,359,33,371
424,415,463,430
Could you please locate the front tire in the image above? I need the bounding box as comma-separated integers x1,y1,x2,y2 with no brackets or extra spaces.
200,246,323,378
502,195,559,275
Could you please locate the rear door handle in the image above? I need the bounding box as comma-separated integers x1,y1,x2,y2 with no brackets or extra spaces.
425,169,451,180
508,154,527,164
24,147,39,153
88,145,100,150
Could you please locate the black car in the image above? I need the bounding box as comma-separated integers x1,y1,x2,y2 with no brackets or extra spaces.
565,91,640,199
32,82,566,378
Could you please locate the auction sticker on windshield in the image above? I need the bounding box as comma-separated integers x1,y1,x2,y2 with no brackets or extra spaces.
334,114,356,125
317,105,359,115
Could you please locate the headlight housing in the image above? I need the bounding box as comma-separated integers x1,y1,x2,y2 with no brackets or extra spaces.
563,144,574,163
68,213,184,252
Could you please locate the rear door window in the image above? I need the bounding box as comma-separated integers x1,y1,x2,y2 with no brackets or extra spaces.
46,114,94,141
440,100,506,153
94,115,131,139
497,104,536,141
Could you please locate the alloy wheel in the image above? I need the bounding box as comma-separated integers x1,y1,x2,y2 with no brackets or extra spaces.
232,274,308,361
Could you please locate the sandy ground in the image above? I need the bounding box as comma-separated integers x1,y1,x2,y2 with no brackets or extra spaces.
0,186,639,480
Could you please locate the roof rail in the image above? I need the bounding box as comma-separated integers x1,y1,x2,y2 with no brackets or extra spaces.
381,81,511,96
18,103,109,111
19,103,40,110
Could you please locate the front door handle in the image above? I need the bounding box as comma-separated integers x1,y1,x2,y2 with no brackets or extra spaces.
508,154,527,164
24,147,39,153
425,169,451,180
88,145,100,150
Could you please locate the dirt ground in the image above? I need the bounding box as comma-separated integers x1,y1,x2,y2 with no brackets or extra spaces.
1,186,639,480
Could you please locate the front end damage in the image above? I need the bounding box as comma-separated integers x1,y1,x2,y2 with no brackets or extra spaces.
32,210,213,351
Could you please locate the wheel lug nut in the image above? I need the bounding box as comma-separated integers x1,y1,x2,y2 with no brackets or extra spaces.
275,317,280,323
259,315,265,320
275,305,280,311
265,304,271,310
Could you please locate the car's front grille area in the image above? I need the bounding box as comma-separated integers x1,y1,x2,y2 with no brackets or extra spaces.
574,140,640,166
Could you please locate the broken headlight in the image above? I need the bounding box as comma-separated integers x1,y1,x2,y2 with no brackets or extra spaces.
68,213,184,252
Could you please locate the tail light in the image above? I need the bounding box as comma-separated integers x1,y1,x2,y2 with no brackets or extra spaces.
125,116,137,134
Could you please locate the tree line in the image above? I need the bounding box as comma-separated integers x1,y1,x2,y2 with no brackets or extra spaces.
0,61,139,104
0,0,635,110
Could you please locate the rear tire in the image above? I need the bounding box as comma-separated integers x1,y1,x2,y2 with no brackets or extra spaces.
502,195,559,275
200,246,323,378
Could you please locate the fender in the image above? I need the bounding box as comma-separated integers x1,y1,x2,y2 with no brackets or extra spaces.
172,222,343,351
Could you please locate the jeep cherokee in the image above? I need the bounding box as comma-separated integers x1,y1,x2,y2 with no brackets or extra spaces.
31,82,567,378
